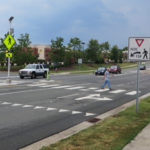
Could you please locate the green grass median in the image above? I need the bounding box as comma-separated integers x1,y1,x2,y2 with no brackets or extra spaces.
40,96,150,150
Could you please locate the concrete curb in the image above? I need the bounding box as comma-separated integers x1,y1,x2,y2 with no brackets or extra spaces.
20,92,150,150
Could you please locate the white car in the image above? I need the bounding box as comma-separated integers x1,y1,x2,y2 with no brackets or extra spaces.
19,64,48,79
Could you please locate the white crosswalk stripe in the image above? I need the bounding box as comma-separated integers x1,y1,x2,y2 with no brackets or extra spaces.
1,102,11,105
110,89,126,94
95,88,109,92
66,86,84,90
52,85,72,89
12,103,22,107
47,107,57,111
126,91,137,95
22,105,33,108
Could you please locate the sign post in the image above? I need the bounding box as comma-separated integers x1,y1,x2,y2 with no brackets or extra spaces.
3,34,15,83
128,37,150,113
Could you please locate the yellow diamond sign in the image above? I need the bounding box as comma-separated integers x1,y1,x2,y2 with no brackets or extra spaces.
3,34,15,50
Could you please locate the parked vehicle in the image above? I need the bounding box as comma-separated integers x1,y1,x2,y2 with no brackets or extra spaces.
19,64,49,79
139,64,146,70
95,67,107,75
109,65,121,74
43,64,49,73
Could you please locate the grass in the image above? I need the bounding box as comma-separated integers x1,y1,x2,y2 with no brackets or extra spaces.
40,96,150,150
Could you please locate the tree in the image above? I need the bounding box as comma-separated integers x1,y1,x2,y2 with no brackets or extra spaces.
100,41,110,63
68,37,82,64
14,33,38,65
118,50,123,63
86,39,100,63
68,37,82,51
50,37,65,63
110,45,119,63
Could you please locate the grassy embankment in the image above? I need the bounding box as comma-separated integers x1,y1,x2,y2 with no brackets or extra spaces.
41,96,150,150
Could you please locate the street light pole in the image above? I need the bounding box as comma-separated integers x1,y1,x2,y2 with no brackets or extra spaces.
7,16,14,83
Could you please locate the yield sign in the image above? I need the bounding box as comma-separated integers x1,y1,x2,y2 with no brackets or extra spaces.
136,39,144,47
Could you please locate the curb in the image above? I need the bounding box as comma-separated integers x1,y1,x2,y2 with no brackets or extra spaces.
20,92,150,150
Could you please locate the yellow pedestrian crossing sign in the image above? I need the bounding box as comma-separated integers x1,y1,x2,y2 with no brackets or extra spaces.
3,34,15,50
6,52,12,58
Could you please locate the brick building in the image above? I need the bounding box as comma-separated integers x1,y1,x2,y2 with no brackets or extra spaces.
30,44,51,61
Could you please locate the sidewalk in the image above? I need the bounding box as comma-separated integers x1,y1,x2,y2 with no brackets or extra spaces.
123,123,150,150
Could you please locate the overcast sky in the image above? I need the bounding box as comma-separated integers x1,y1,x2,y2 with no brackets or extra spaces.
0,0,150,48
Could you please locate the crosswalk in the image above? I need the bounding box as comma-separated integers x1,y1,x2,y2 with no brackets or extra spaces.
26,82,139,97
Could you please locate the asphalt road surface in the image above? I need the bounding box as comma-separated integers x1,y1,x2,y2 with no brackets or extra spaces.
0,67,150,150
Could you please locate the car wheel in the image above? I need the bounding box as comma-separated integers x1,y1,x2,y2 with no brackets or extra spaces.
20,76,24,79
31,72,36,79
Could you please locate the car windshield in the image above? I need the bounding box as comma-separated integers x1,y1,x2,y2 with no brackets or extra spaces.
25,64,36,69
111,66,117,69
43,64,49,68
98,67,105,71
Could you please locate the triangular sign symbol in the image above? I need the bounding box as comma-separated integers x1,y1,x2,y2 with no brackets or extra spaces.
136,39,144,47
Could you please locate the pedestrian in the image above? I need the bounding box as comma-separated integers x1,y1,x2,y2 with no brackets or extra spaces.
101,68,112,90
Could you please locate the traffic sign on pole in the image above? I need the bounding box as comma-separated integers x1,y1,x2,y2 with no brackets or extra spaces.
128,37,150,113
3,34,15,50
6,53,12,58
128,37,150,61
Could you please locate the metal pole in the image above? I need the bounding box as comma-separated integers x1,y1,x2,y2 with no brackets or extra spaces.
7,20,11,83
136,62,140,113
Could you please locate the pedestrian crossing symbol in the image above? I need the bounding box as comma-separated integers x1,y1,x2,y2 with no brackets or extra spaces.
3,34,15,50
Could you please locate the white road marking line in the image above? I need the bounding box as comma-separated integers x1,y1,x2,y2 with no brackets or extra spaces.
72,111,82,115
85,113,95,116
34,106,45,109
0,87,63,96
59,109,70,112
88,87,98,90
57,93,79,99
22,105,33,108
110,89,126,94
66,86,84,90
95,88,109,92
12,103,22,107
75,94,112,101
52,85,72,89
79,89,90,91
27,83,48,87
126,91,137,95
40,84,60,88
1,102,11,105
46,108,57,111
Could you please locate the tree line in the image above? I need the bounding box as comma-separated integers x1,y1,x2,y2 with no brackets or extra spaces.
0,33,128,67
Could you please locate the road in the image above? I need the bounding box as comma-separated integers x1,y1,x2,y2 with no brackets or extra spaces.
0,67,150,150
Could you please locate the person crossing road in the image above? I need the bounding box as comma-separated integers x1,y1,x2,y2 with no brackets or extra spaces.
101,68,112,90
